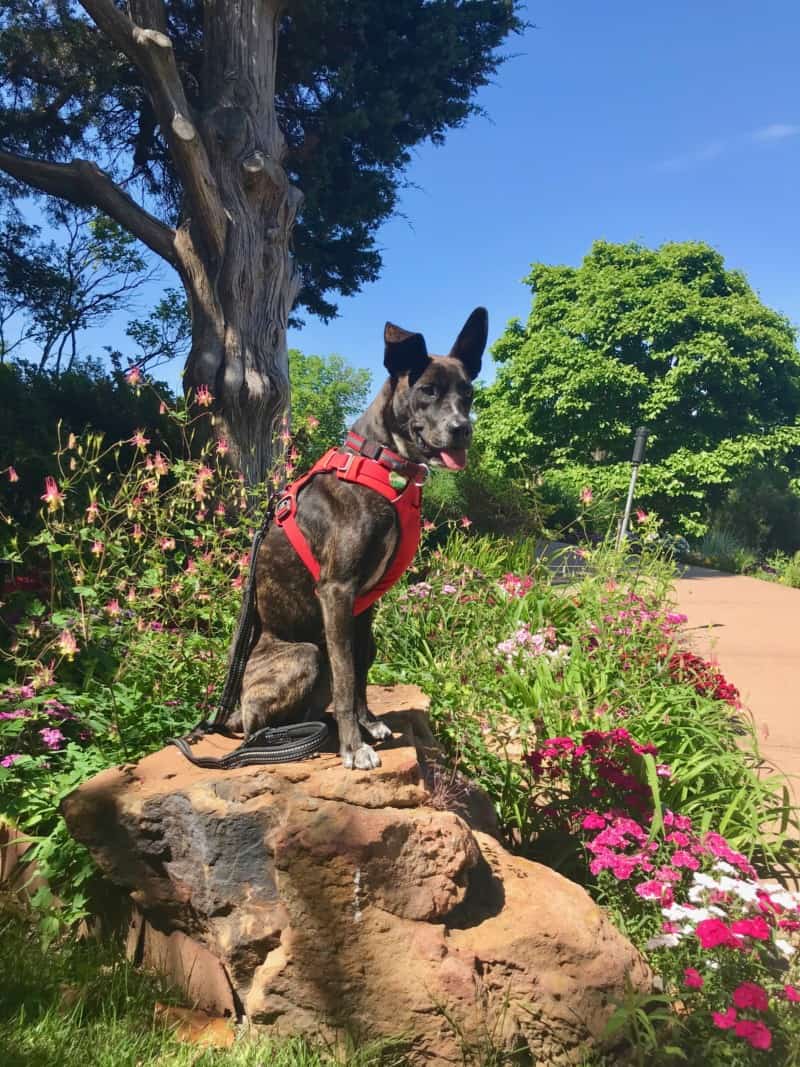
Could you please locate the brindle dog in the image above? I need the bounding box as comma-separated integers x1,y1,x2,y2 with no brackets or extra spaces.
232,307,488,770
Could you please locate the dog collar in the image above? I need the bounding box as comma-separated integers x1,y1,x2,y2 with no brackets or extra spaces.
343,431,429,486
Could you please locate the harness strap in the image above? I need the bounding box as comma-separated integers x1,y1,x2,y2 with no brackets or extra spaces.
274,441,424,614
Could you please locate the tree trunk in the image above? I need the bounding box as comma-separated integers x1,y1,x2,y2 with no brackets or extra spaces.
0,0,302,484
176,0,302,485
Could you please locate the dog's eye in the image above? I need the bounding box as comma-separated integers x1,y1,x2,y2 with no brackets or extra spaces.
418,384,438,398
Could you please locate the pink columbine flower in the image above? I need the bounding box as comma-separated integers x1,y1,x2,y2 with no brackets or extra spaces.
130,430,150,450
635,508,648,523
0,753,23,768
125,366,142,385
306,414,320,430
734,1019,772,1050
105,599,121,617
91,540,104,556
132,523,143,543
683,968,704,989
85,500,99,523
8,466,19,483
159,537,175,552
57,630,78,660
159,401,168,415
579,486,593,505
216,438,229,456
41,476,64,512
153,451,169,477
459,516,472,528
195,384,214,408
422,520,435,532
39,726,65,750
712,1007,737,1030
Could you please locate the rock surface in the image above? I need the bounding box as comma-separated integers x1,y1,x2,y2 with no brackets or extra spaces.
62,685,651,1065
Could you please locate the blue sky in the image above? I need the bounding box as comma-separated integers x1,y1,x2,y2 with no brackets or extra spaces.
58,1,800,390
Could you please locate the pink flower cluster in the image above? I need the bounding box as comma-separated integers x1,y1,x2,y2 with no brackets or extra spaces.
496,623,569,665
668,650,740,707
497,572,533,598
526,726,657,826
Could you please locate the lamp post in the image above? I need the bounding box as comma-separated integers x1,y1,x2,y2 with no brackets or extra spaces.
615,426,649,550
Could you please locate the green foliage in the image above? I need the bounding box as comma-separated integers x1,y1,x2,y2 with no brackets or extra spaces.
478,241,800,541
689,527,758,574
0,359,181,528
759,550,800,589
420,436,550,534
372,535,793,867
0,911,408,1067
0,1,523,321
0,398,257,925
0,205,151,372
288,349,371,470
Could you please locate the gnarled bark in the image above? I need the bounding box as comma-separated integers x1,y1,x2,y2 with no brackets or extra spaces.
0,0,302,485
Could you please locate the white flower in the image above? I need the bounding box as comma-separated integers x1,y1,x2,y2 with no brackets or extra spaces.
691,873,720,891
769,889,800,911
662,904,701,923
646,934,683,950
775,938,796,958
713,861,737,875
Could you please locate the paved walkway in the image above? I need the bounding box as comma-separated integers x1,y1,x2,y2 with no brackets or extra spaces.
674,568,800,801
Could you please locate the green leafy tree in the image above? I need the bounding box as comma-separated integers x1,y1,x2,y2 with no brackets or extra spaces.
288,349,370,471
0,0,522,482
0,205,152,373
478,241,800,536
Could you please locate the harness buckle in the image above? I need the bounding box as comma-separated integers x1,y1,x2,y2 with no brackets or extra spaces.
275,494,293,519
337,451,356,477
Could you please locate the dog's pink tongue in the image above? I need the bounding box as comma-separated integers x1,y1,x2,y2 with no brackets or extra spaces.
438,448,467,470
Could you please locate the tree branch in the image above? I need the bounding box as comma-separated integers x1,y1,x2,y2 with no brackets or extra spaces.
79,0,227,260
0,150,177,266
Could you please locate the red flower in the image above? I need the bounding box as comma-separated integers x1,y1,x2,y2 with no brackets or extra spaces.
730,916,770,941
711,1006,737,1030
125,366,142,385
459,516,472,529
683,968,704,989
732,982,769,1012
695,918,741,950
784,985,800,1002
733,1019,772,1051
7,466,19,482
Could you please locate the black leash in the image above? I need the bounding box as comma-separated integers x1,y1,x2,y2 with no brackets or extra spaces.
169,494,329,768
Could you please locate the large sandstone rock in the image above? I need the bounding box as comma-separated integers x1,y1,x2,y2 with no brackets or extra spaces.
62,685,650,1065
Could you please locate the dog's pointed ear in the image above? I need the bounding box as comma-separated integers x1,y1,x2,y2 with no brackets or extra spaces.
449,307,488,380
384,322,430,381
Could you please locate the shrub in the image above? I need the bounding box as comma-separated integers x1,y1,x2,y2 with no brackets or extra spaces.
0,395,258,928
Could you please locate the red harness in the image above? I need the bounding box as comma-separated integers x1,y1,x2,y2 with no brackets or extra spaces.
274,432,428,615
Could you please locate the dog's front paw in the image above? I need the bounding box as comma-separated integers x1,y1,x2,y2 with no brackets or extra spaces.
341,743,382,770
359,716,393,742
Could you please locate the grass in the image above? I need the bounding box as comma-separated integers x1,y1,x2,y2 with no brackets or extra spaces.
0,909,408,1067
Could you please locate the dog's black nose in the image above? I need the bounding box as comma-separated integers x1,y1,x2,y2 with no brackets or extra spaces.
449,418,472,441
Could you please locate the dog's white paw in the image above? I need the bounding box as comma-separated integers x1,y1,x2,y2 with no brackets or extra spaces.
360,717,392,742
341,743,381,770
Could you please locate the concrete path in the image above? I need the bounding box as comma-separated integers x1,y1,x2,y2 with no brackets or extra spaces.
674,569,800,800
